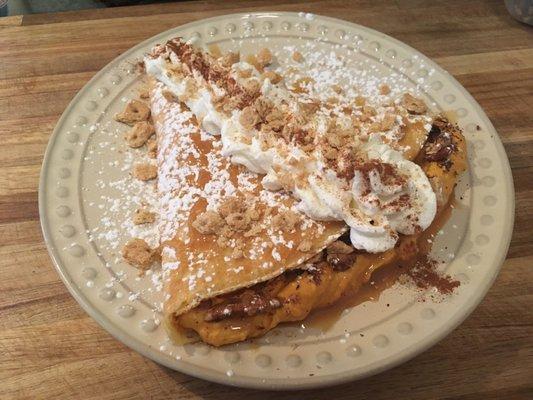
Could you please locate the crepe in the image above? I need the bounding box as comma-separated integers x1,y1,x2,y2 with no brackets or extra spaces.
149,80,346,342
150,76,467,346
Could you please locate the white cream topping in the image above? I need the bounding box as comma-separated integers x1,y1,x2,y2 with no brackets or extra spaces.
144,47,437,253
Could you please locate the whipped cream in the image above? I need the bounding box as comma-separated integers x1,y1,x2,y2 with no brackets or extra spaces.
144,40,437,253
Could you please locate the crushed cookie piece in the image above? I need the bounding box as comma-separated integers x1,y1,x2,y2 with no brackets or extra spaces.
192,211,225,234
239,106,260,130
218,197,246,218
380,113,396,131
292,51,304,63
244,54,262,71
122,238,154,269
244,224,263,238
254,98,273,120
379,84,391,95
225,212,251,231
256,48,273,67
139,88,150,99
133,163,157,181
322,146,338,160
331,84,343,94
208,44,222,58
115,100,150,125
272,210,300,232
133,209,156,225
401,93,427,115
125,121,155,148
237,68,253,79
241,79,261,97
297,239,313,253
220,51,240,67
261,70,282,84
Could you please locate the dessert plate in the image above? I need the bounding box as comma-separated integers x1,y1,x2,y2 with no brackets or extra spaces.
39,12,514,389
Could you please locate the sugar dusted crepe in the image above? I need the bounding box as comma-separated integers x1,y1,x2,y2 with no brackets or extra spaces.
144,38,467,346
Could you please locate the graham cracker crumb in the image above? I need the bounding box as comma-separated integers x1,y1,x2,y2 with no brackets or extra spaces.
125,121,154,148
401,93,427,115
115,100,150,125
261,70,282,84
220,51,240,67
133,163,157,181
292,51,304,63
122,238,154,269
192,211,225,234
239,106,260,130
256,48,273,67
272,210,300,232
379,84,391,95
133,209,156,225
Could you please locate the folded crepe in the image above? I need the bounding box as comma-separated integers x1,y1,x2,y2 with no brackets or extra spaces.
150,80,347,343
150,79,466,346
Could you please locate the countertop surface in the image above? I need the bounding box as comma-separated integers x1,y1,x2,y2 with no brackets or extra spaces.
1,1,532,399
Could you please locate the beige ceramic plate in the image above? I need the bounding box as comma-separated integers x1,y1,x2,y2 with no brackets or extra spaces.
39,12,514,390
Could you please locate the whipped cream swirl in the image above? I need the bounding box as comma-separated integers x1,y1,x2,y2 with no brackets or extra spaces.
144,41,437,253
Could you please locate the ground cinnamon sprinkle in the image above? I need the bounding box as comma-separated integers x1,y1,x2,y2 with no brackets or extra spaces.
405,256,460,295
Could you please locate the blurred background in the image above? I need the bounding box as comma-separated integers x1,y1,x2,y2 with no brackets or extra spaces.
0,0,182,16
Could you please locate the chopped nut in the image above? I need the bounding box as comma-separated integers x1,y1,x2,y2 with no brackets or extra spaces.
115,100,150,125
132,163,157,181
379,84,391,95
261,70,282,84
133,209,156,225
239,106,260,130
401,93,427,115
192,211,225,234
256,48,273,67
122,238,154,269
292,51,304,63
125,121,154,148
327,240,354,254
297,239,313,253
